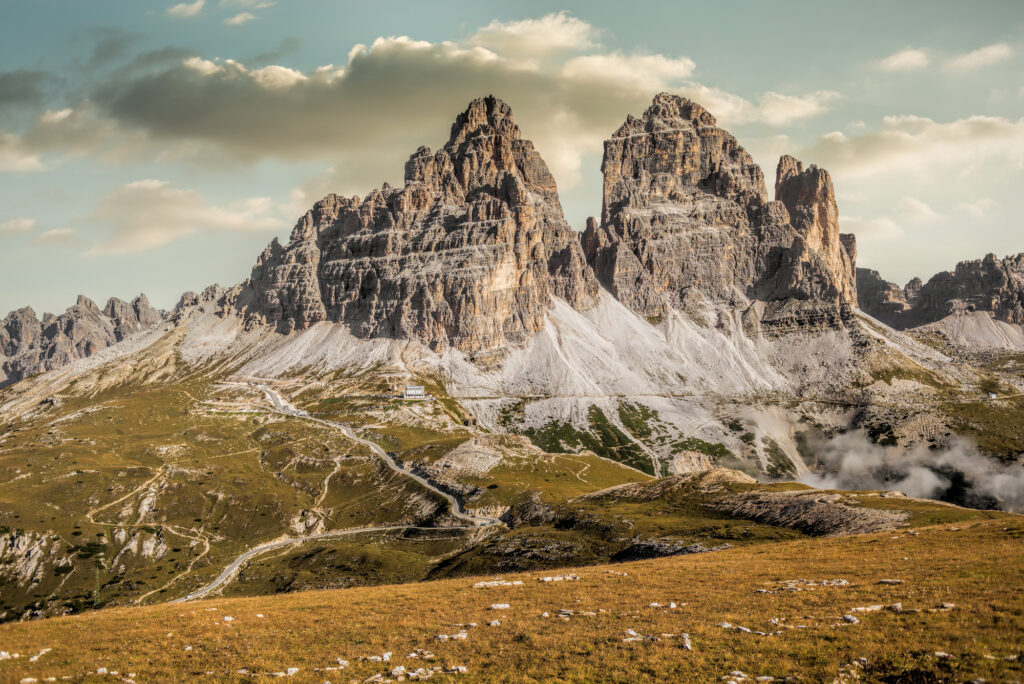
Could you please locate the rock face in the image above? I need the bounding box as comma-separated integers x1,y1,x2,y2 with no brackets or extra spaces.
856,268,915,327
857,253,1024,329
0,294,161,387
246,96,599,352
581,93,857,333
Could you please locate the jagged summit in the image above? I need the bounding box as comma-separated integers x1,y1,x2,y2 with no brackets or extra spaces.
601,93,768,224
447,94,521,144
243,95,598,352
858,252,1024,334
582,92,857,331
0,293,162,387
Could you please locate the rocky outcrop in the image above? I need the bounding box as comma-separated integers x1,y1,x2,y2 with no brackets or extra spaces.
0,294,161,387
581,93,856,333
858,253,1024,329
856,268,914,327
911,253,1024,326
245,96,599,352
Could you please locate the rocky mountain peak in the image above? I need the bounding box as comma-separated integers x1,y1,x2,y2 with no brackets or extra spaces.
600,92,768,225
75,295,100,313
773,155,856,303
583,93,856,330
447,95,520,145
860,252,1024,329
245,96,598,352
1,293,163,388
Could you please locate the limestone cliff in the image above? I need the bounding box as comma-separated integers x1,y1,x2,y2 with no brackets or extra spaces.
581,93,857,333
245,96,599,352
858,253,1024,329
0,294,161,387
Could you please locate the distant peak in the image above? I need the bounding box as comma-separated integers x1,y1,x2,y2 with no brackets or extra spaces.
647,92,717,127
75,295,99,313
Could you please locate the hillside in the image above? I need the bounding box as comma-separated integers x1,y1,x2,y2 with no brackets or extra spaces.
0,516,1020,682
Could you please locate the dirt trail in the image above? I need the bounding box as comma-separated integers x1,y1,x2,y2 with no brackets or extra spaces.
169,381,504,603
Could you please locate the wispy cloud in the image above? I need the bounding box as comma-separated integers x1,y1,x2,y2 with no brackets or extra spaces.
945,43,1014,71
895,196,942,222
878,47,930,71
0,218,36,233
956,198,1000,217
35,228,75,244
166,0,205,18
225,12,255,26
88,179,285,254
802,114,1024,179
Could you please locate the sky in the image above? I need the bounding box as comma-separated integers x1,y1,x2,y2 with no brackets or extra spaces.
1,0,1022,316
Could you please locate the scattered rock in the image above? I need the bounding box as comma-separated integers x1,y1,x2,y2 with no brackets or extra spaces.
472,580,523,589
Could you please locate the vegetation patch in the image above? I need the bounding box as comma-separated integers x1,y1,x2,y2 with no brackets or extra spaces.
522,407,654,475
616,403,658,440
763,437,796,479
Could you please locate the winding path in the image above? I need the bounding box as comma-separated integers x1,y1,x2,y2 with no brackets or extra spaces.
172,525,474,603
173,382,501,602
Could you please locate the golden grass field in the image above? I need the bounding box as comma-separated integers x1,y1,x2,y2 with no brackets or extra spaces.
0,517,1020,683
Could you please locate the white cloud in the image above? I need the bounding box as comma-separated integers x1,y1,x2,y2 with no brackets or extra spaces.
562,53,696,91
183,56,220,76
879,47,930,71
469,12,600,58
675,85,838,127
945,43,1014,71
802,114,1024,179
225,11,255,26
167,0,205,18
0,218,36,233
88,179,286,254
895,196,942,222
757,91,839,127
956,198,1000,217
35,228,75,244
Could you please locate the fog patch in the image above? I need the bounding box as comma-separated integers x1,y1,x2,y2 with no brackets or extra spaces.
800,430,1024,513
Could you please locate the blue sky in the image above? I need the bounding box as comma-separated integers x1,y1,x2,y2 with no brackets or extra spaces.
1,1,1022,315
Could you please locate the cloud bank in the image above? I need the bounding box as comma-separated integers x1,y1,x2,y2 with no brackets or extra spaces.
0,13,841,198
801,430,1024,513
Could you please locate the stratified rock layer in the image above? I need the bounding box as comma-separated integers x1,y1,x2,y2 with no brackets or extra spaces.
246,96,598,352
858,253,1024,329
581,93,857,333
0,294,161,387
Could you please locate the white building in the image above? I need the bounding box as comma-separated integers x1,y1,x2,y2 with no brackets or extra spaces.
404,385,426,399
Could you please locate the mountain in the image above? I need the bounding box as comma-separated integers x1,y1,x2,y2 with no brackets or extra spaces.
858,253,1024,350
0,294,161,388
241,95,598,353
581,94,857,334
